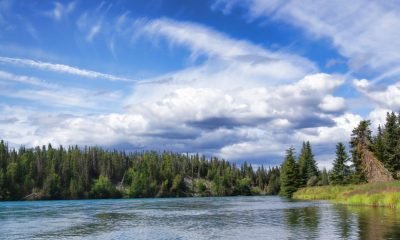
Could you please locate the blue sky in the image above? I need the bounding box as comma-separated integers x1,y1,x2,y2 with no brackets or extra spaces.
1,0,400,168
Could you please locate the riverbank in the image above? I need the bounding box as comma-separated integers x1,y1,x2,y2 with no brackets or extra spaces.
293,181,400,208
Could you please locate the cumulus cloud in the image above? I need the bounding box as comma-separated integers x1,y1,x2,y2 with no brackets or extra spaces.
354,79,400,111
0,17,358,168
319,95,345,113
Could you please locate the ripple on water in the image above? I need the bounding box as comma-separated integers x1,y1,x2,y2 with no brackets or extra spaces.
1,196,400,240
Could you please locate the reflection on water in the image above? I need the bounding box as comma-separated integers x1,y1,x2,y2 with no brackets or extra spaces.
284,206,320,239
350,206,400,240
0,196,400,239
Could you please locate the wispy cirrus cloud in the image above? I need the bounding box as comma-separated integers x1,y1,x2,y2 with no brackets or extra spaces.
0,70,122,109
45,1,76,21
212,0,400,82
0,56,134,82
136,18,316,79
0,17,356,167
86,23,101,42
0,70,51,87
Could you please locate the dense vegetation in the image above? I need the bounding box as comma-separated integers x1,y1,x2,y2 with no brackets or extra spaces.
1,111,398,201
281,111,400,198
0,142,280,200
292,112,400,206
279,142,328,197
293,182,400,208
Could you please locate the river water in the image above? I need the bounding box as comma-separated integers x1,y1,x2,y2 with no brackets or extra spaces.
1,196,400,239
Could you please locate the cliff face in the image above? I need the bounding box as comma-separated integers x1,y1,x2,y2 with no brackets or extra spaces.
358,144,393,183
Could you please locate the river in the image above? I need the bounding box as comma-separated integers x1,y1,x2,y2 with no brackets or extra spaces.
1,196,400,239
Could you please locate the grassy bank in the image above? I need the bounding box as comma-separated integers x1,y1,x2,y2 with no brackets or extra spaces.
293,181,400,208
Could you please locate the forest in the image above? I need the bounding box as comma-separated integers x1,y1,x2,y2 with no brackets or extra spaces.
281,111,400,197
0,112,398,201
0,143,280,200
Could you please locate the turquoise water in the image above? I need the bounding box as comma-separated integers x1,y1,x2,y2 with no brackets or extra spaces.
1,196,400,239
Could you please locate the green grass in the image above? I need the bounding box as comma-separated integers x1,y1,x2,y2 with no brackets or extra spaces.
293,181,400,208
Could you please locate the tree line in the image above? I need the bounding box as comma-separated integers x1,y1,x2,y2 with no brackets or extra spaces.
2,111,397,200
280,111,400,197
0,142,280,200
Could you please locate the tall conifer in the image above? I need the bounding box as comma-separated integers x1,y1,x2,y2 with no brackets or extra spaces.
280,147,300,198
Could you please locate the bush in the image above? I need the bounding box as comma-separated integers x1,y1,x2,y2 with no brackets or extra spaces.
197,180,207,195
238,178,252,196
91,175,119,199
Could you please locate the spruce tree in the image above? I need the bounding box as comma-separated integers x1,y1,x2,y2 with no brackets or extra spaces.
373,125,385,164
280,147,300,198
298,141,318,186
350,120,371,183
382,112,400,176
330,143,350,185
320,168,329,185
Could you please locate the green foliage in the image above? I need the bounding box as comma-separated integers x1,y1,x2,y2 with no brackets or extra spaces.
42,172,61,199
266,171,280,195
293,182,400,208
170,174,186,197
90,175,118,199
237,177,252,196
0,140,282,200
319,168,329,186
381,112,400,177
330,143,351,185
0,170,9,200
69,178,83,199
350,120,371,183
280,147,300,198
196,179,208,196
298,141,318,187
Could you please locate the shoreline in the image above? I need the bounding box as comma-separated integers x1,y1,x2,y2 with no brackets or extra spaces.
292,181,400,209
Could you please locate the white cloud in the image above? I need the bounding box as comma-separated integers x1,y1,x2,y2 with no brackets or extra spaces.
368,108,392,131
76,2,113,44
213,0,400,82
293,113,363,145
86,23,101,42
0,70,122,109
46,1,76,21
0,17,357,168
0,70,51,87
354,79,400,111
319,95,345,113
0,56,133,82
135,18,317,84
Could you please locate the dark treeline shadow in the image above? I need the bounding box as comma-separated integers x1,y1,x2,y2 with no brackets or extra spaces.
284,206,320,239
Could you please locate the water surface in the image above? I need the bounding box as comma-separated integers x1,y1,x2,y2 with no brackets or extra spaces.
1,196,400,239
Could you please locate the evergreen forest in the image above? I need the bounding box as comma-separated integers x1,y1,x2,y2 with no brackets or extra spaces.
0,112,399,200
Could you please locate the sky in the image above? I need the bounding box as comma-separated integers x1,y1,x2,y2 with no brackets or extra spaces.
0,0,400,168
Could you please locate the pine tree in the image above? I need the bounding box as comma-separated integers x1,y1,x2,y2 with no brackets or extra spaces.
298,141,318,186
280,147,300,198
330,143,350,185
350,120,371,183
320,168,329,185
382,112,400,176
383,112,399,173
373,125,385,164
